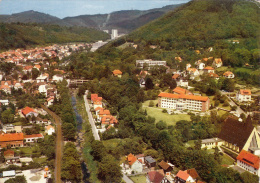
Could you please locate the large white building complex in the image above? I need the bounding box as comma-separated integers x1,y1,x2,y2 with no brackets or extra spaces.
136,59,167,69
158,92,210,112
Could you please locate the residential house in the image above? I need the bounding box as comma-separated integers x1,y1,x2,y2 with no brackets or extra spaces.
223,71,235,78
172,74,181,81
175,170,195,183
32,117,50,126
36,75,48,83
127,153,143,173
173,87,193,95
98,109,110,122
24,134,44,143
158,93,210,112
91,94,102,104
158,160,173,173
112,70,122,78
0,133,24,149
175,57,182,62
52,74,63,82
208,73,219,80
197,62,205,70
34,64,41,70
101,115,118,128
236,150,260,176
139,78,146,88
203,66,215,74
218,116,260,153
0,85,11,94
236,89,251,102
47,96,54,107
145,156,156,168
21,107,38,118
45,125,55,135
39,84,47,97
213,58,223,68
146,170,169,183
187,68,199,78
4,149,20,164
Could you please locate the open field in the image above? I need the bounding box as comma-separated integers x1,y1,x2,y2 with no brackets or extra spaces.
129,174,146,183
143,100,191,126
221,154,235,165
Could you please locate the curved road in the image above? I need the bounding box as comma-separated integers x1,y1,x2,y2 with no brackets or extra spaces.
41,105,63,183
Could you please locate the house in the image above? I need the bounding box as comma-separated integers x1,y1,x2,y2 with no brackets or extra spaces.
172,74,181,80
91,94,102,103
3,149,20,164
145,156,156,168
34,64,41,70
201,138,223,149
24,134,44,143
36,75,48,83
223,71,235,78
112,70,122,78
236,89,251,102
197,62,205,70
47,96,54,107
236,150,260,176
139,78,146,88
101,115,118,128
158,160,173,173
213,58,223,68
203,66,215,74
21,107,38,118
187,68,199,77
45,125,55,135
52,74,63,82
0,85,11,94
208,73,219,80
0,133,24,149
93,101,102,109
158,93,210,112
173,87,193,95
175,170,195,183
175,57,182,62
39,84,47,96
98,109,110,122
146,170,169,183
127,153,143,173
186,64,191,70
32,117,50,126
218,116,260,153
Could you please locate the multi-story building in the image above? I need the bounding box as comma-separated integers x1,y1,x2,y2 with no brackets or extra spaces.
136,59,166,69
158,93,210,112
237,150,260,176
236,89,251,102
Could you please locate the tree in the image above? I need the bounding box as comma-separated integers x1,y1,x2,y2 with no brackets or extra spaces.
98,155,122,183
31,68,40,80
156,120,167,130
145,77,154,89
149,100,154,107
91,140,106,161
1,109,14,124
240,171,259,183
4,175,27,183
194,140,202,150
62,123,76,140
77,85,86,96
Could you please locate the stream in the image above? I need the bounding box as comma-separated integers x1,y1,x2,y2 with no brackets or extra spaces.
71,95,90,183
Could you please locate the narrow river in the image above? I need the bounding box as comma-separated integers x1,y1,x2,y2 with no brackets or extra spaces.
71,95,90,183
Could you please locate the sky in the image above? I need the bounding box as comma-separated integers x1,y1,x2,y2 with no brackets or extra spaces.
0,0,190,18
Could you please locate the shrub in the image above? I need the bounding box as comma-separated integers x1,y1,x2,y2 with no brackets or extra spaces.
162,109,167,113
148,101,154,107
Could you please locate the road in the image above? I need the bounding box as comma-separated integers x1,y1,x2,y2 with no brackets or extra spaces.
41,105,63,183
122,174,134,183
83,91,100,141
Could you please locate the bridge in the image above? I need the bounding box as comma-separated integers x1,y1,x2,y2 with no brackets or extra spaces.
67,79,89,88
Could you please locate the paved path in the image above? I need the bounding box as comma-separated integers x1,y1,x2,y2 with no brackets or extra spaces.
41,105,63,183
83,92,100,141
227,97,246,116
123,174,134,183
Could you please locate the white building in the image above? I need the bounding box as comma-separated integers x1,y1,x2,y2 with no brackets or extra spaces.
136,59,167,70
36,75,48,83
52,74,63,83
45,125,55,135
223,71,235,78
24,134,44,143
39,85,47,97
236,89,251,102
158,92,210,112
201,138,223,149
111,29,118,39
237,150,260,176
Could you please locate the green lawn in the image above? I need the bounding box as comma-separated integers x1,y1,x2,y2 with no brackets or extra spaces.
33,157,47,164
185,140,195,148
142,100,191,126
129,175,147,183
103,138,125,149
221,154,235,165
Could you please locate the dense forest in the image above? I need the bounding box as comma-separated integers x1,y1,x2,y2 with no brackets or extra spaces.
0,23,109,51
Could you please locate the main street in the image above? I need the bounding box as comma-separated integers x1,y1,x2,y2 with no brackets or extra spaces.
83,91,100,141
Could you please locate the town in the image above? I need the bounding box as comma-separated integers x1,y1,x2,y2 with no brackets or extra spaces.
0,0,259,183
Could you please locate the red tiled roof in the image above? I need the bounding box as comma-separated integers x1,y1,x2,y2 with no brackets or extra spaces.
208,73,219,78
46,125,54,130
127,153,137,166
0,133,24,142
24,134,43,138
173,87,192,95
223,71,234,77
172,74,180,79
204,66,214,70
113,70,122,75
95,107,103,111
240,89,251,95
22,107,36,115
158,92,209,102
237,150,260,169
186,168,199,179
147,171,165,183
4,149,14,156
214,58,222,64
99,110,110,115
176,170,189,181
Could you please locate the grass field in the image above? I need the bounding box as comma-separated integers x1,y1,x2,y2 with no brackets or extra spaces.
129,175,147,183
103,138,125,149
234,67,260,75
221,154,235,165
142,100,191,126
33,157,47,164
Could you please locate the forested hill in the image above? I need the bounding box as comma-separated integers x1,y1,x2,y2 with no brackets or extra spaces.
0,23,109,51
127,0,260,47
